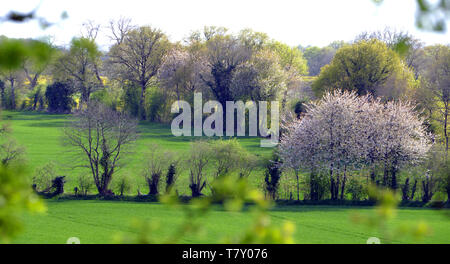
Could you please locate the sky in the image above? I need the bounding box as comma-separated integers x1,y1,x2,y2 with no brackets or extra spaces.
0,0,448,50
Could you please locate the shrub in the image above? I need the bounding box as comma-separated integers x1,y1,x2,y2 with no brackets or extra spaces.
45,82,74,113
264,154,282,200
122,84,140,117
77,174,94,196
113,174,133,196
293,99,307,119
32,162,57,192
347,178,367,201
187,141,212,197
165,164,177,193
142,144,174,196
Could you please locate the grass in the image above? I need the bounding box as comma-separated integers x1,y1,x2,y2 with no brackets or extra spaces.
1,111,272,195
2,111,449,244
13,200,450,244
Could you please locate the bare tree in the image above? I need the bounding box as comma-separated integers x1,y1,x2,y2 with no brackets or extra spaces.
108,17,134,45
0,138,25,167
187,141,212,197
81,20,101,41
0,108,25,167
63,102,138,196
142,144,174,195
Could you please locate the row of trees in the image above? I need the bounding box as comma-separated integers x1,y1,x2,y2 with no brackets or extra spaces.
1,21,448,202
1,25,447,140
0,20,308,124
59,101,260,196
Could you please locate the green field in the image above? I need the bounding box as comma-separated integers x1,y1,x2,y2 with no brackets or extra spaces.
3,111,450,244
1,111,271,195
13,200,450,244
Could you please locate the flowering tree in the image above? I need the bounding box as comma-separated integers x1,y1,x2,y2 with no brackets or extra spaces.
279,91,431,200
158,47,207,102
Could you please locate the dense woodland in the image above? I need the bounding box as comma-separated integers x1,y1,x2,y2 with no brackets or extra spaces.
0,19,449,203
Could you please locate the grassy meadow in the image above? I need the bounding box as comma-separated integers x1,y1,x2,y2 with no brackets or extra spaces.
2,111,449,244
14,200,450,244
2,111,272,195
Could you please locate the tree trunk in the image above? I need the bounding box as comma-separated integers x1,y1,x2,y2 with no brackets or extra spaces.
310,171,318,201
411,179,417,201
447,186,450,203
139,83,147,120
330,167,336,200
79,86,91,110
0,85,5,108
10,79,16,110
391,167,398,190
444,104,448,154
370,167,376,183
295,170,300,201
340,168,347,200
382,163,389,187
334,172,340,200
148,173,160,195
402,178,410,201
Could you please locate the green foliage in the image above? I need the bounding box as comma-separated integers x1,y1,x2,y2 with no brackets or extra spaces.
209,138,249,178
303,45,337,76
264,154,282,200
347,178,367,201
1,111,272,196
312,40,416,100
122,84,141,117
0,38,53,71
45,82,74,113
374,0,450,32
268,41,308,76
76,174,94,196
306,171,330,200
113,174,134,196
145,87,169,122
0,165,46,243
32,162,57,192
90,84,122,111
70,37,100,61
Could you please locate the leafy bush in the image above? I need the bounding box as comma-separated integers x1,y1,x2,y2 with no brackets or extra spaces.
45,82,74,113
306,171,330,200
122,84,140,117
293,99,307,118
0,165,46,242
347,178,367,201
76,174,94,196
32,162,57,192
264,154,282,200
145,87,169,122
113,174,133,196
142,144,174,195
165,164,177,193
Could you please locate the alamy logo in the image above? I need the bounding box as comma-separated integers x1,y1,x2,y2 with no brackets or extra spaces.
170,93,279,147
